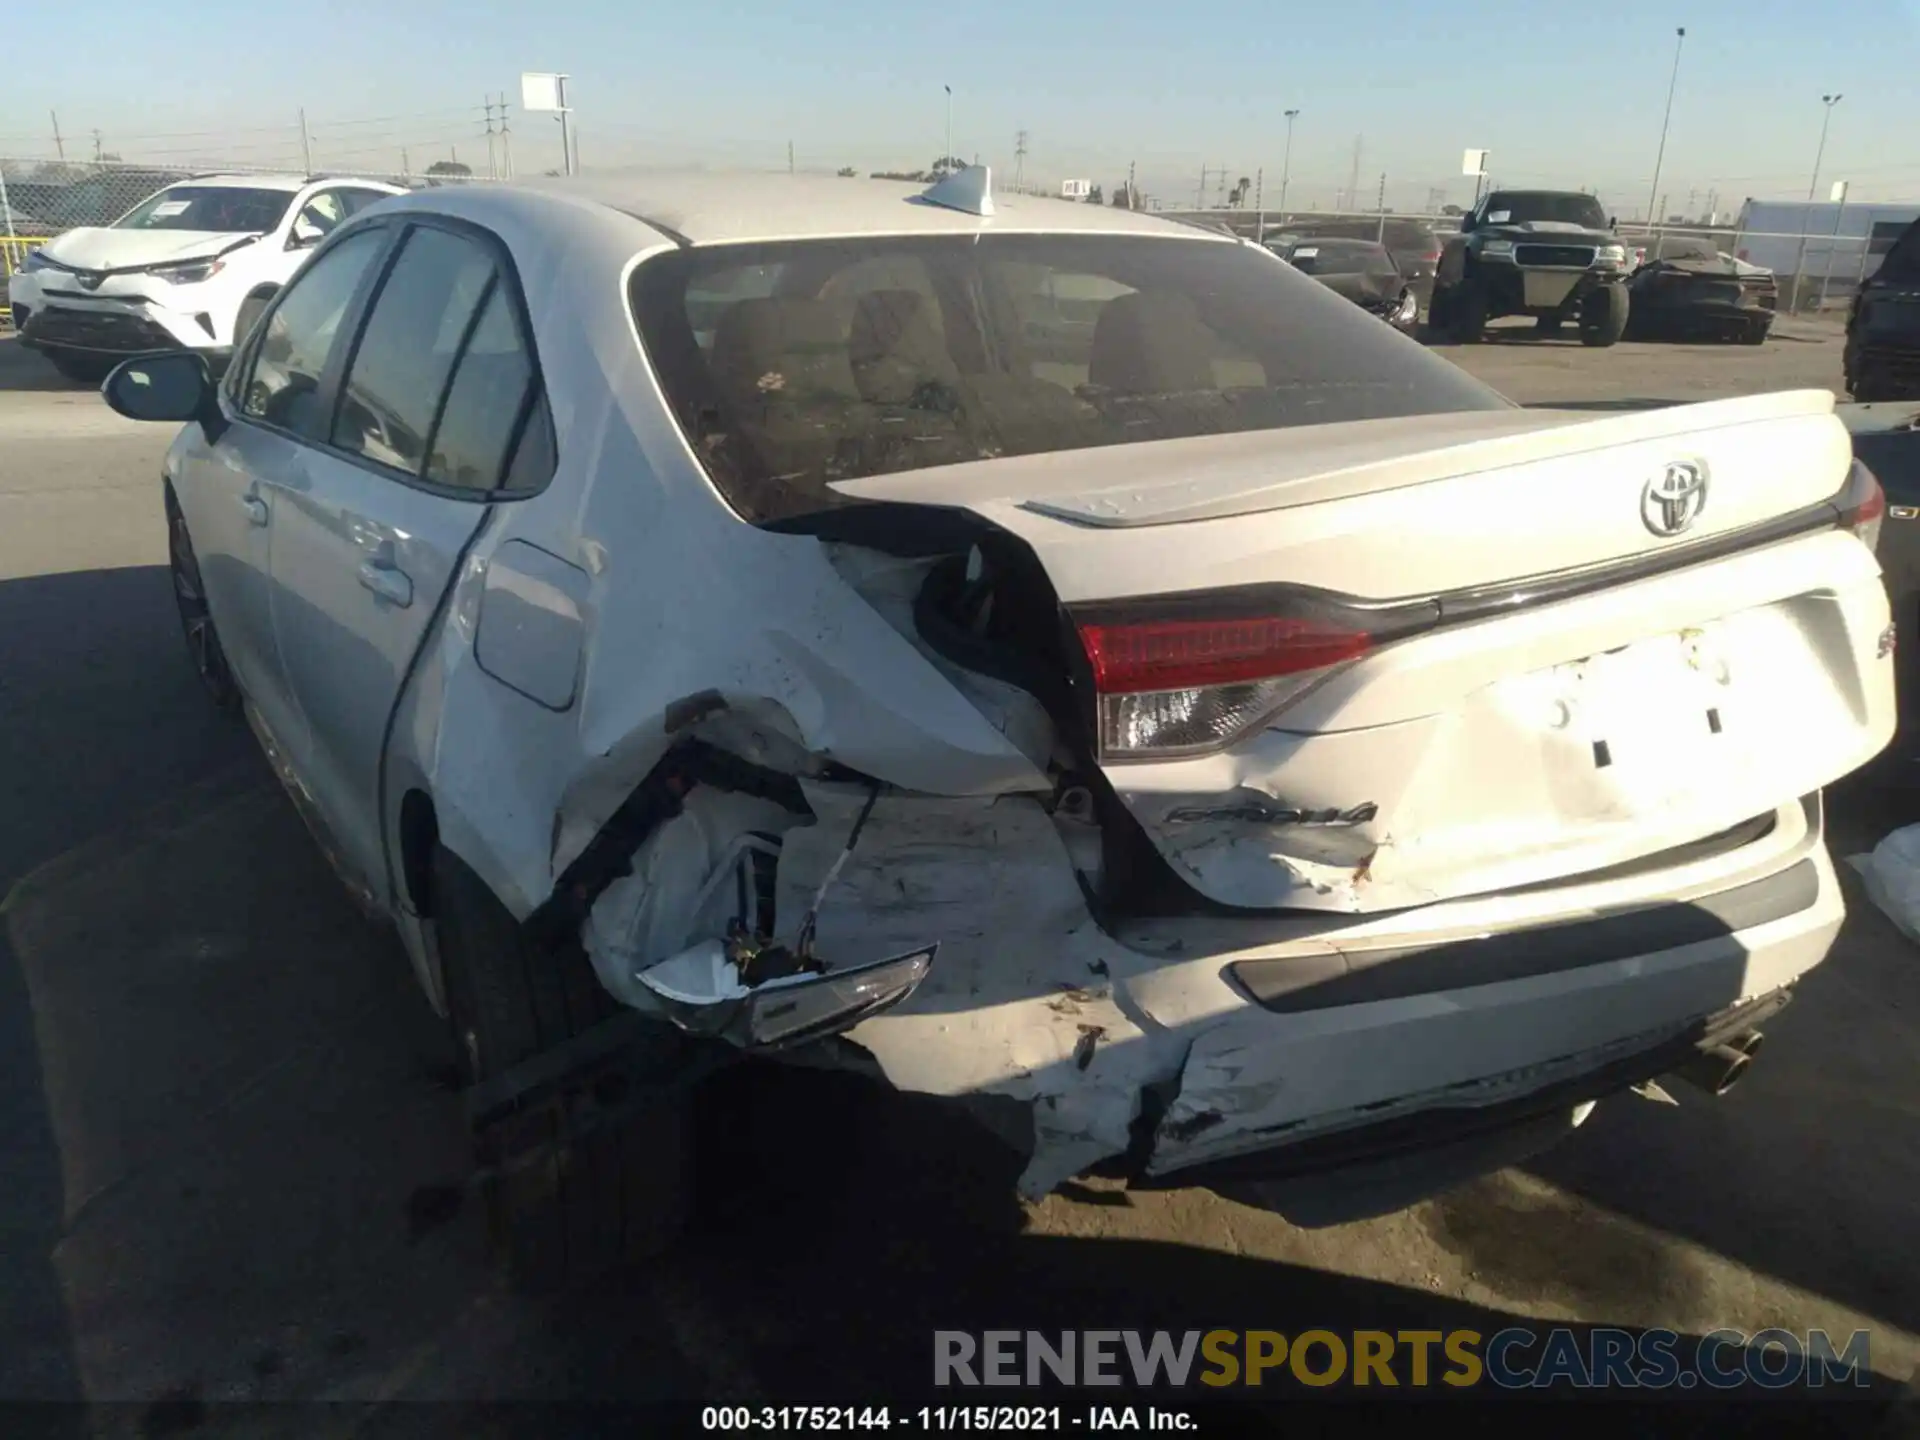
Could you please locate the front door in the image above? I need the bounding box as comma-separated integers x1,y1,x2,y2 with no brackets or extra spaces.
175,224,392,762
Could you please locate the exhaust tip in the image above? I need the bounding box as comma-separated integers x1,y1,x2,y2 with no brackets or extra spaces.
1670,1031,1763,1098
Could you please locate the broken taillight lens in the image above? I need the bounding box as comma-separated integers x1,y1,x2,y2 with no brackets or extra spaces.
1074,595,1436,759
1837,459,1886,554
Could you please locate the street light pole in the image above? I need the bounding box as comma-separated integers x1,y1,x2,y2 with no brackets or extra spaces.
944,85,953,172
1644,26,1685,234
1790,93,1843,310
1807,92,1842,202
1278,109,1300,217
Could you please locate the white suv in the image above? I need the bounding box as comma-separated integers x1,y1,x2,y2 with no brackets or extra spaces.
10,172,404,382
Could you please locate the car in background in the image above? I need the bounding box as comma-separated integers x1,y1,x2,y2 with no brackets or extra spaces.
1269,216,1442,312
1271,236,1419,332
1430,190,1632,346
1845,214,1920,402
1840,402,1917,776
1624,237,1777,345
100,167,1892,1292
11,172,403,382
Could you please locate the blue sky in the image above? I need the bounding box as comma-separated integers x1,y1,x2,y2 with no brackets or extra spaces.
1,0,1915,215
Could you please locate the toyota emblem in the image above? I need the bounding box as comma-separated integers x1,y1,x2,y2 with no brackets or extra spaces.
1642,461,1709,537
76,271,104,290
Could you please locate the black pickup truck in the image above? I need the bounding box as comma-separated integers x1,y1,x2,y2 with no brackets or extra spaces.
1429,190,1633,346
1845,214,1920,402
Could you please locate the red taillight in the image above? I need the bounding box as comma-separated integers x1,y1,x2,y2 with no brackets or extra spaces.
1838,460,1886,553
1077,617,1373,693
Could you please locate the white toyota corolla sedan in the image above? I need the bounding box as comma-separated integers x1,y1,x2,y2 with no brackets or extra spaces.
103,167,1895,1290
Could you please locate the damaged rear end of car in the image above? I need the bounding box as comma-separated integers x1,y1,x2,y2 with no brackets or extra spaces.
408,211,1895,1272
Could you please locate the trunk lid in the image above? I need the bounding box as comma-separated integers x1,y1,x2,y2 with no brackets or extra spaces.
837,391,1896,913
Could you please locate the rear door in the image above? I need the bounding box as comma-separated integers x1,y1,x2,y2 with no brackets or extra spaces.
261,216,554,905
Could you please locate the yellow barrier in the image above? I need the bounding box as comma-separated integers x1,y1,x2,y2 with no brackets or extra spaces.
1,236,52,278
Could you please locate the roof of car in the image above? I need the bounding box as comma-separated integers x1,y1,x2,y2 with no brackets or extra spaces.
509,170,1216,246
166,173,313,192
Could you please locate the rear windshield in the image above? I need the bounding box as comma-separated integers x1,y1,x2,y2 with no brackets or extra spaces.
1285,241,1393,276
630,233,1507,522
115,186,294,233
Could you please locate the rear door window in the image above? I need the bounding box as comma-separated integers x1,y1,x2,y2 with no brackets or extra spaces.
331,225,495,475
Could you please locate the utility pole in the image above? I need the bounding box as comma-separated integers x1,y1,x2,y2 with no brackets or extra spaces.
1819,179,1848,312
944,85,953,170
1346,135,1362,216
1278,109,1300,217
402,147,411,180
1014,129,1028,191
1127,159,1136,210
788,140,795,175
484,96,498,180
1196,163,1208,209
1376,172,1388,241
1646,26,1686,243
92,129,103,163
50,111,65,161
298,109,312,174
554,74,575,177
1253,167,1265,245
499,95,513,179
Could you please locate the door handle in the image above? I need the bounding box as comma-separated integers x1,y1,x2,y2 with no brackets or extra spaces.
356,560,414,608
239,494,268,527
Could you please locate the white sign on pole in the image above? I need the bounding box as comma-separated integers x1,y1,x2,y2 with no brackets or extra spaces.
1060,178,1092,199
521,73,566,113
1829,180,1849,204
1461,148,1489,177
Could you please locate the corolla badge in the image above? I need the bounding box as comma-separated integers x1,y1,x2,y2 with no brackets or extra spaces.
1642,460,1709,537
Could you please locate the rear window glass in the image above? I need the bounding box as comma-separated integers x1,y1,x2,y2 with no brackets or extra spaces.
1286,242,1392,276
629,233,1507,523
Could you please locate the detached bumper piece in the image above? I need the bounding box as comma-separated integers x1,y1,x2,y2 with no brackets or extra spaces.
637,936,938,1051
21,304,179,354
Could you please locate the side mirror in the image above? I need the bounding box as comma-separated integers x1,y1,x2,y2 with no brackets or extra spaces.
1458,214,1476,233
102,352,226,441
288,219,324,249
1609,216,1619,231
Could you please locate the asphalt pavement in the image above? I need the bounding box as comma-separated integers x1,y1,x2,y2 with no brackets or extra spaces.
2,329,1917,1434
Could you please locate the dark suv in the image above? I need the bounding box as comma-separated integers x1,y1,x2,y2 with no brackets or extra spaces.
1429,190,1632,346
1846,215,1920,402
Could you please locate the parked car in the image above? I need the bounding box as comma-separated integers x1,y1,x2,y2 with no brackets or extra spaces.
1625,237,1777,344
1272,236,1419,332
1845,213,1920,402
102,167,1893,1290
1430,189,1633,345
11,173,404,382
1268,217,1442,312
1840,402,1918,775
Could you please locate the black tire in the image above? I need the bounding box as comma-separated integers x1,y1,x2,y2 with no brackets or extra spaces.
46,349,115,384
165,486,240,712
233,291,273,349
1739,318,1771,346
432,844,693,1293
1579,285,1630,347
1535,315,1564,337
1446,283,1487,343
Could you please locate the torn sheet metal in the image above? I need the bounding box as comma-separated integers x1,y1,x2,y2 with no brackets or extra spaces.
581,786,802,1009
774,781,1187,1196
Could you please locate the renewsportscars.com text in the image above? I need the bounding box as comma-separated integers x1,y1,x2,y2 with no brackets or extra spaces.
934,1328,1873,1390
